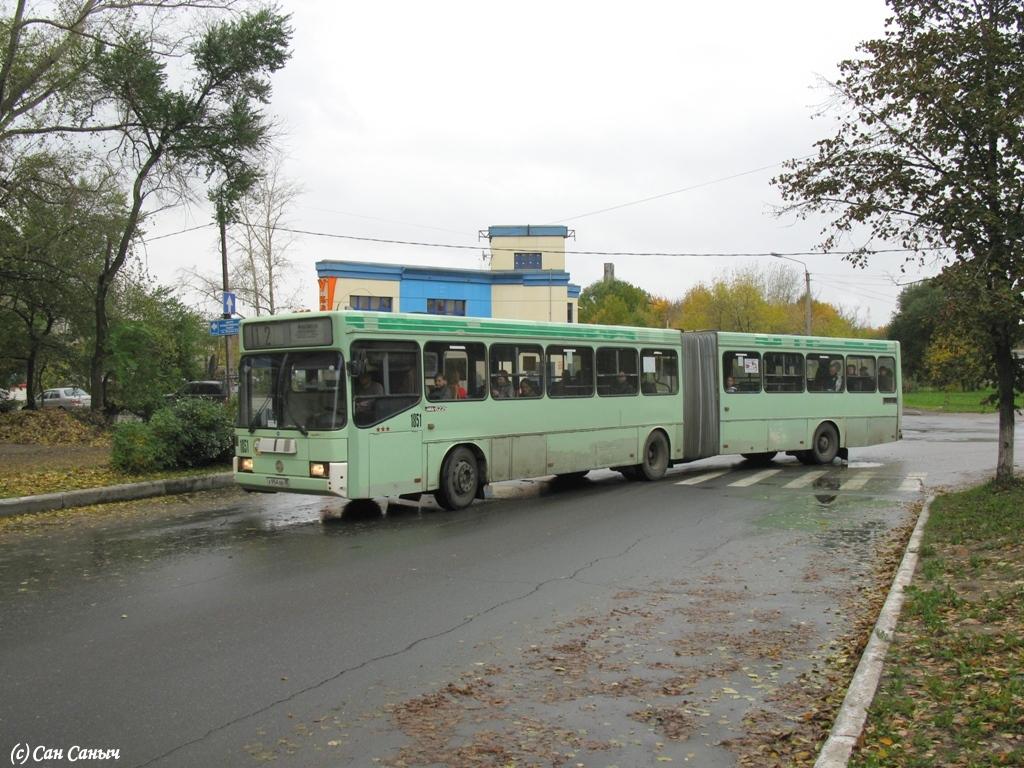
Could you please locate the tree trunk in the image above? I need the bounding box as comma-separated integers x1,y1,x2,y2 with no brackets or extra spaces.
24,345,37,410
90,149,161,411
90,241,113,411
993,335,1016,487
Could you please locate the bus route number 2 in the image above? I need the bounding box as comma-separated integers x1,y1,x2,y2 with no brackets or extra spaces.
410,413,422,429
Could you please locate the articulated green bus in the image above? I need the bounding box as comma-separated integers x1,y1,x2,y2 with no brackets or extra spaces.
233,311,901,509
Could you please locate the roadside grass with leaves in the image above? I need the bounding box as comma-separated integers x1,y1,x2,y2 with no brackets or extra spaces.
902,388,1018,414
0,409,228,499
851,481,1024,768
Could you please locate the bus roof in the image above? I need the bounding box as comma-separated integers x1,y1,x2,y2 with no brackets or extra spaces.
716,331,898,354
242,310,683,346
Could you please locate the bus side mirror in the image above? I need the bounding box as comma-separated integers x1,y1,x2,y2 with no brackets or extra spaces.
346,359,366,377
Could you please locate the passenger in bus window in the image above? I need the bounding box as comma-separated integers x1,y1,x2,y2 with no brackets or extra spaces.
878,366,894,391
518,378,536,398
429,374,453,400
452,375,467,399
491,371,512,399
611,371,633,395
354,371,384,419
725,376,738,393
356,371,383,396
829,361,844,392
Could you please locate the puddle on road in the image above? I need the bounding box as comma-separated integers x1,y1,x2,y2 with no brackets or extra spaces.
753,475,895,535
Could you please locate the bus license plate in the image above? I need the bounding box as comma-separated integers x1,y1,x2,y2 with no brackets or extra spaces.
267,477,289,488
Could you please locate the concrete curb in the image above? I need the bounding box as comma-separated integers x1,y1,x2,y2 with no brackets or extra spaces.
0,472,234,519
814,494,935,768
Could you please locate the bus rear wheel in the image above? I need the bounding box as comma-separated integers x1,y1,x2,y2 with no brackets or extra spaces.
639,431,669,481
810,423,839,465
435,446,478,511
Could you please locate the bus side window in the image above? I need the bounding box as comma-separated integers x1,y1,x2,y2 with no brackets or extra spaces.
424,341,485,401
641,349,678,395
722,351,761,393
351,341,421,427
597,347,639,396
764,352,804,393
878,356,897,393
806,354,844,393
490,343,542,399
547,345,594,398
846,355,876,393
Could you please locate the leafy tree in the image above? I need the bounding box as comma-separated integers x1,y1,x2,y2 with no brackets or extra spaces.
676,265,876,337
0,152,123,407
0,1,237,145
85,8,292,409
105,279,212,418
774,0,1024,484
578,278,655,326
924,330,988,391
887,280,944,384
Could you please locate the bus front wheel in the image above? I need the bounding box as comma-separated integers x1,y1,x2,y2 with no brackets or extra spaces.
810,423,839,465
639,431,670,481
435,446,479,511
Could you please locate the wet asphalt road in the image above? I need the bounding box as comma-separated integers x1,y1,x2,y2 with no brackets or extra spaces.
0,413,1017,767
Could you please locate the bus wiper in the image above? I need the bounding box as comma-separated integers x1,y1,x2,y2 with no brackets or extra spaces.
248,398,271,434
276,354,308,436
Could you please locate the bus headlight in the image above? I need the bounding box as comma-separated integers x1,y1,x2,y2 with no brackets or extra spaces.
239,457,253,472
309,462,329,478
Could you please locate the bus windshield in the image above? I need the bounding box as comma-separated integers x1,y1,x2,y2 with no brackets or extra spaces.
239,351,346,433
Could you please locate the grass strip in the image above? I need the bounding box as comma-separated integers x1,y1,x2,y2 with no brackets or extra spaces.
902,388,1020,413
0,463,230,499
850,481,1024,767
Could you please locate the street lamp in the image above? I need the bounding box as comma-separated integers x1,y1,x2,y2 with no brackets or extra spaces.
772,253,812,335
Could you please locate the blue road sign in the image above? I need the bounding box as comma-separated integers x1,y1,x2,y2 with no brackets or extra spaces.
222,291,236,316
209,318,240,336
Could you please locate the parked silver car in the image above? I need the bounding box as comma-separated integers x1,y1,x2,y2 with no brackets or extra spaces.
41,387,92,410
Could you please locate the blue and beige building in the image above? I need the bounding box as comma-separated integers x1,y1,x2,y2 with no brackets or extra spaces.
316,225,581,322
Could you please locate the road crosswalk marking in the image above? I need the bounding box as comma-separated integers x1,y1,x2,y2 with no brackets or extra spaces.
671,467,927,493
728,469,782,487
898,473,927,492
783,470,827,489
675,470,729,486
840,471,875,490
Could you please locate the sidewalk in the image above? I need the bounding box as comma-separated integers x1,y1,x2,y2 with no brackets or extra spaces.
0,471,234,518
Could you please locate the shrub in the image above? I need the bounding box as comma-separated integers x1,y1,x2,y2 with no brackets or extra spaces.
110,398,234,473
111,422,173,473
150,397,234,468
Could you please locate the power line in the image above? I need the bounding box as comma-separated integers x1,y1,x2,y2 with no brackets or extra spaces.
546,160,799,224
142,223,215,242
274,225,935,259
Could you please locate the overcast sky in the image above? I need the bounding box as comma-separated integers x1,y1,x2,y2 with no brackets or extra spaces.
143,0,936,328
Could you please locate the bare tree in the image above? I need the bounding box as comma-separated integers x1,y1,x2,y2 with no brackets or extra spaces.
228,150,302,315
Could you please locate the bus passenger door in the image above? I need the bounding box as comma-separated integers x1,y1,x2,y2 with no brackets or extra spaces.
367,410,424,497
351,341,425,498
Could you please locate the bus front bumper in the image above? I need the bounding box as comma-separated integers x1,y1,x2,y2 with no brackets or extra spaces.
233,458,349,497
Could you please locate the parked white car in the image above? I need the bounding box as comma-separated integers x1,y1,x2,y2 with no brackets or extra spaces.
41,387,92,410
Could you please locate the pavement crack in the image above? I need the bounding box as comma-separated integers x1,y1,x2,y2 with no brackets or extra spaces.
133,532,652,767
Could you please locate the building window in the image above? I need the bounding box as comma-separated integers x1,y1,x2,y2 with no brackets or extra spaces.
514,252,542,270
426,298,466,316
566,303,574,323
350,295,392,312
